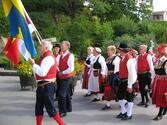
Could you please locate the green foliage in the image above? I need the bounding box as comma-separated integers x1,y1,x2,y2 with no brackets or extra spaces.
0,0,166,65
0,54,12,69
112,17,138,37
0,4,9,36
74,58,84,75
16,61,33,77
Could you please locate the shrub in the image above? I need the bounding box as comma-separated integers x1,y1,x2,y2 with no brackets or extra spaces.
16,61,33,77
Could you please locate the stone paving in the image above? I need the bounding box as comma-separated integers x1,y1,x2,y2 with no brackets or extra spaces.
0,76,167,125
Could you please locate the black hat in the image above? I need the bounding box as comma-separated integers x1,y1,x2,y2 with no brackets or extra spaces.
53,43,61,48
117,43,130,52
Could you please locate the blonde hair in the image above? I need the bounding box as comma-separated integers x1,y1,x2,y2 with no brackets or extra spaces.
62,40,71,49
42,40,53,51
139,44,148,51
107,45,116,54
87,47,94,53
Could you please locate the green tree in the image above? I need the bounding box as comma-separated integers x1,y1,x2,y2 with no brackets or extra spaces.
0,4,9,36
112,17,138,37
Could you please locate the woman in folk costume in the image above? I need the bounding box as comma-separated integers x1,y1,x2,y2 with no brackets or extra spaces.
82,47,94,97
102,45,120,110
88,47,108,102
152,44,167,121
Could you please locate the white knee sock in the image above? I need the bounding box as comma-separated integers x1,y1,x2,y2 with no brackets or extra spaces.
87,91,91,95
123,99,127,104
96,93,103,100
106,101,111,107
127,102,134,117
119,100,126,114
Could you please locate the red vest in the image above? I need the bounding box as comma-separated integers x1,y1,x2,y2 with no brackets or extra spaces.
137,53,150,73
55,53,59,58
119,53,131,79
36,51,57,80
59,52,74,79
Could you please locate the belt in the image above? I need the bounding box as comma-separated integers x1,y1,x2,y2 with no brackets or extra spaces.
138,71,149,75
108,70,114,75
120,78,128,82
37,80,55,88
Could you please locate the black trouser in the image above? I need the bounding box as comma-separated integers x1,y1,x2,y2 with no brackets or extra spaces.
117,80,134,102
58,77,72,114
138,72,151,103
35,82,57,117
56,77,60,98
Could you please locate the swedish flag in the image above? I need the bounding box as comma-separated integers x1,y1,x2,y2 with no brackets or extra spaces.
2,0,37,57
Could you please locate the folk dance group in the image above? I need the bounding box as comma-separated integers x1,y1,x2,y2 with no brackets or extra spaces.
28,41,74,125
82,43,167,121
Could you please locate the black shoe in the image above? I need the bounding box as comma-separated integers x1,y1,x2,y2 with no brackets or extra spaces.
153,115,163,121
60,113,67,118
84,93,91,97
102,105,111,110
91,98,100,102
116,112,127,119
121,115,132,120
67,109,72,113
145,100,150,107
145,103,149,108
137,101,145,106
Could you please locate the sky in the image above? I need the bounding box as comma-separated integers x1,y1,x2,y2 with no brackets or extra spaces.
153,0,167,11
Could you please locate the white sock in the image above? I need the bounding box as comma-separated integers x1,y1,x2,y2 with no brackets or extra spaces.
96,94,100,99
123,99,127,104
127,102,134,117
96,93,103,100
119,100,126,114
106,101,111,107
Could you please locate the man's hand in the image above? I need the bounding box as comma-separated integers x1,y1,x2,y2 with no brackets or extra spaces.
127,88,133,93
102,75,106,79
28,58,35,65
58,71,63,76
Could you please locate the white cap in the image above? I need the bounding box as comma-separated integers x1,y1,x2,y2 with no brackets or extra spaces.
94,47,101,53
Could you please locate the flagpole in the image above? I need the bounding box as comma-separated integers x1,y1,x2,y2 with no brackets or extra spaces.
20,1,43,44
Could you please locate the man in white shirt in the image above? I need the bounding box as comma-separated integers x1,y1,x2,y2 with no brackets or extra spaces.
28,41,65,125
53,43,61,100
116,43,137,120
137,44,155,107
58,41,74,117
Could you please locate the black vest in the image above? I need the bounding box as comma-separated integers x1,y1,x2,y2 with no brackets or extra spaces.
93,56,101,69
86,56,92,65
106,56,117,71
155,60,167,75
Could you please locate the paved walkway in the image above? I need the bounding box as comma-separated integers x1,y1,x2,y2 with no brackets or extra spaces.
0,76,167,125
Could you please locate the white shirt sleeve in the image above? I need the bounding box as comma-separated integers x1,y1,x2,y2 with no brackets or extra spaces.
147,54,155,80
165,61,167,75
62,54,75,74
113,56,120,73
33,56,55,77
99,56,107,75
127,58,137,88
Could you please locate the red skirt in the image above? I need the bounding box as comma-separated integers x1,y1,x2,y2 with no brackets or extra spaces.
82,66,89,89
99,74,107,93
103,85,115,101
152,75,167,107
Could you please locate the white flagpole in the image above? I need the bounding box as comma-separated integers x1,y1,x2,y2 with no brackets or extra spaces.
20,1,43,44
